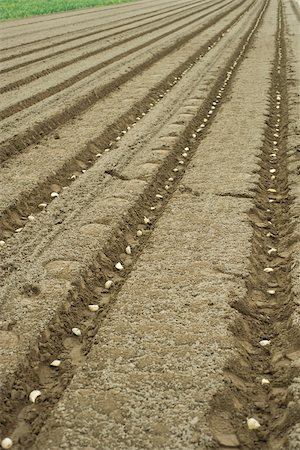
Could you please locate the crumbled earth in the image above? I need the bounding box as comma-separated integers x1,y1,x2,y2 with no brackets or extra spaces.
0,0,299,448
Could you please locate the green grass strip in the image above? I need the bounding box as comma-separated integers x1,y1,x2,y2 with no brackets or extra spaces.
0,0,136,21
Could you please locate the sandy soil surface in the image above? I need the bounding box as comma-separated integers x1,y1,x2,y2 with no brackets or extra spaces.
0,0,299,448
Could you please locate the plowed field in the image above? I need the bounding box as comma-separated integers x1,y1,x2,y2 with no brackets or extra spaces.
0,0,300,448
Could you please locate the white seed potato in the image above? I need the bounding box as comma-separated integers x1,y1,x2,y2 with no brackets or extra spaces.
88,304,99,312
15,228,23,233
105,280,113,289
267,188,277,193
168,177,174,182
156,194,163,199
38,203,47,209
261,378,270,385
28,215,35,221
184,147,189,151
1,438,13,449
150,206,156,210
72,327,81,336
267,248,277,255
259,339,271,346
137,230,143,237
247,417,261,430
182,153,188,158
125,245,132,255
96,153,102,157
165,185,170,190
173,168,179,172
178,160,184,165
0,241,5,247
271,175,276,180
192,133,196,138
51,192,59,198
144,217,150,224
264,267,274,273
116,136,121,141
269,169,276,173
50,359,61,367
29,390,42,403
115,262,124,271
267,289,276,295
82,169,86,173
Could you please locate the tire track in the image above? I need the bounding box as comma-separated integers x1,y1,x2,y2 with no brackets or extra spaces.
0,1,270,448
0,0,221,92
208,3,300,448
0,0,202,62
0,0,261,245
0,0,252,166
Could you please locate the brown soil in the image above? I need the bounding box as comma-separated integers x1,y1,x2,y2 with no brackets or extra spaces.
0,0,299,448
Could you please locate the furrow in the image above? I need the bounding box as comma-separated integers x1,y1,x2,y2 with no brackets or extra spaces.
0,0,253,165
0,0,233,115
0,0,261,245
207,1,300,448
0,0,177,45
0,1,270,448
0,0,204,67
0,0,225,92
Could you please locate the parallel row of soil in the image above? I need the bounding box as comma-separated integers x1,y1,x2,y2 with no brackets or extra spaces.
0,0,300,448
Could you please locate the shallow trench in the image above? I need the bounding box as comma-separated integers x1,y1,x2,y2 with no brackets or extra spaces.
208,2,300,449
0,2,269,448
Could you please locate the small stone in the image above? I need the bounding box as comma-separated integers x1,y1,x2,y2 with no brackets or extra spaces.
215,432,239,447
